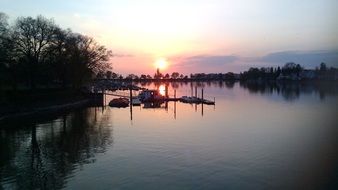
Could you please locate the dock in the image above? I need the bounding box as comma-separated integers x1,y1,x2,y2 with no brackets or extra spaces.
140,96,214,105
88,82,215,106
180,96,215,105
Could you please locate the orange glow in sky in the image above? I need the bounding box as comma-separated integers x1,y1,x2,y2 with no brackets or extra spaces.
6,0,335,75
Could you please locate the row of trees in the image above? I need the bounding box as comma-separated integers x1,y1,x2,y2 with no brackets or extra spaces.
240,62,336,81
0,13,112,90
239,62,301,81
96,62,337,81
96,70,188,80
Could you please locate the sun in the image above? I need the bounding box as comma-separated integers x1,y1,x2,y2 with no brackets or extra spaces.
155,58,168,70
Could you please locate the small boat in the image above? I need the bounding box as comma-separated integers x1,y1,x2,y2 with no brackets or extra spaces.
131,97,141,106
180,96,201,104
202,99,215,105
180,96,215,105
109,98,129,108
138,89,164,102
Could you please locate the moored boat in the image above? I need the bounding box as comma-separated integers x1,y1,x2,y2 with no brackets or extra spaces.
138,89,164,102
180,96,200,103
109,98,129,108
131,97,141,106
180,96,215,105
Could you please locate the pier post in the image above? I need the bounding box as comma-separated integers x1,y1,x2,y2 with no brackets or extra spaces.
201,88,204,116
130,87,132,100
174,89,177,119
174,101,176,119
104,89,106,106
130,87,133,121
202,101,204,116
214,97,216,110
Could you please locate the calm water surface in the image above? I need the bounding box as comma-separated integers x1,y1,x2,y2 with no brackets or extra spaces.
1,82,337,189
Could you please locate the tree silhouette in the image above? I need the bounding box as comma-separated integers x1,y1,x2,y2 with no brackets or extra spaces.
11,16,57,88
0,13,112,91
171,72,180,79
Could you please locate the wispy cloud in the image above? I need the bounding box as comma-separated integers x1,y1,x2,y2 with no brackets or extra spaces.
172,55,239,68
167,50,338,73
257,50,338,67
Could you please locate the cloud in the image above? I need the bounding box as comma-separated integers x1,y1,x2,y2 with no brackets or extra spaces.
172,55,239,68
258,50,338,68
168,50,338,73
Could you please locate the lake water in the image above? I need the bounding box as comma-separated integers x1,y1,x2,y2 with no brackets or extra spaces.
1,82,337,189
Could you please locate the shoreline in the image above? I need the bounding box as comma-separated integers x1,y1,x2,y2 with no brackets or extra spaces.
0,99,90,125
1,80,336,125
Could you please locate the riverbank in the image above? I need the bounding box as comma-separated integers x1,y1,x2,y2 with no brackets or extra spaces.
0,89,91,125
0,99,90,124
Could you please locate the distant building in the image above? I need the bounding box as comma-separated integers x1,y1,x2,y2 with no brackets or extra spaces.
277,73,300,81
300,70,316,80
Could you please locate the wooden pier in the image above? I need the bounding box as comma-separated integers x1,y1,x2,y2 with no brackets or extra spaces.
89,84,215,106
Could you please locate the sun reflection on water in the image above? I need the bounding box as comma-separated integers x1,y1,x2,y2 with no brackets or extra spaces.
159,85,166,96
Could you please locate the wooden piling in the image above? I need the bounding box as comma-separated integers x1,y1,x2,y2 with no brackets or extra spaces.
174,89,177,119
130,87,133,121
104,89,106,106
201,88,204,116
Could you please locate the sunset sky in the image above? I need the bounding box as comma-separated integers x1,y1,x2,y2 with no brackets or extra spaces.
1,0,338,75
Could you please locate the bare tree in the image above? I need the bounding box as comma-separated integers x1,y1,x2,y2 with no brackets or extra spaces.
65,34,112,88
12,15,57,88
0,12,17,89
1,13,113,90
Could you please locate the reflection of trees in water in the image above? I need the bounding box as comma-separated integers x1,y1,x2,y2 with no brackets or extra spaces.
170,82,179,89
240,81,276,95
277,82,300,101
225,81,235,89
239,81,338,101
0,108,113,189
136,81,337,102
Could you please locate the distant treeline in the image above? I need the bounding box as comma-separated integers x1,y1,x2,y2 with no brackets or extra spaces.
97,62,338,81
0,13,112,90
238,62,337,81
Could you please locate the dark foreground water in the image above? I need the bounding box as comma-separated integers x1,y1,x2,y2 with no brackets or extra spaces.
1,82,337,189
